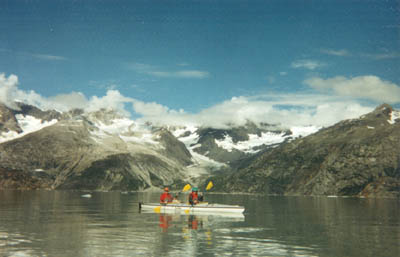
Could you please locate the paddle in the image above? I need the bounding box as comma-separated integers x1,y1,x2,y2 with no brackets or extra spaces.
182,184,191,192
206,181,213,191
197,181,213,204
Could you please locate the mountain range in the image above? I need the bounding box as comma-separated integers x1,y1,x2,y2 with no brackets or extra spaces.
0,102,399,198
210,104,400,198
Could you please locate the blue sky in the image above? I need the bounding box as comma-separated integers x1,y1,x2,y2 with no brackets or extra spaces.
1,0,399,128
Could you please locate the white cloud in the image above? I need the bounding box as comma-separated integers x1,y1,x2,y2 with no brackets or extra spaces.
132,94,374,129
198,95,372,128
0,73,49,110
128,63,155,72
291,59,325,70
1,73,390,131
132,100,171,117
148,70,210,79
0,73,19,108
0,48,67,61
0,73,133,115
320,48,351,57
132,99,196,126
48,92,88,110
319,48,400,60
304,75,400,104
362,52,400,60
86,90,133,116
128,62,210,79
30,53,67,61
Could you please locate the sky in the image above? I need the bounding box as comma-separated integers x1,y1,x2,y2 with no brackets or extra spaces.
1,0,399,128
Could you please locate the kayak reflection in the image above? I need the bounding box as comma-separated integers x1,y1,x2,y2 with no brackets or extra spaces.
158,213,203,232
157,212,244,233
159,213,173,232
188,215,202,230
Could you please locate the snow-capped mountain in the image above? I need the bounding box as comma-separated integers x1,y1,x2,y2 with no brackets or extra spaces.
0,101,321,190
1,102,321,170
1,102,399,197
170,122,319,166
0,103,194,190
212,104,400,198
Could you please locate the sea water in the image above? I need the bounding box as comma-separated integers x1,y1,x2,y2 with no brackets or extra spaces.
0,190,399,257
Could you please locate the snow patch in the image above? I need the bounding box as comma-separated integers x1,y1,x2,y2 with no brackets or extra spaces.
0,115,58,143
186,151,226,178
119,134,159,145
172,125,197,138
290,126,320,138
174,127,200,148
215,132,287,153
388,110,400,125
90,118,160,145
172,126,226,173
214,126,319,154
93,118,134,134
191,143,202,150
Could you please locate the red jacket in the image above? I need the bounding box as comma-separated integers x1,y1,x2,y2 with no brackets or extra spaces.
160,192,173,203
189,192,198,202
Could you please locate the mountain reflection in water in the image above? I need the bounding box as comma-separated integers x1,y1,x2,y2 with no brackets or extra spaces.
0,191,399,257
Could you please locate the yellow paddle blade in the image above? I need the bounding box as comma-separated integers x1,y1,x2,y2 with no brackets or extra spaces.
206,181,213,191
182,184,191,192
154,206,161,213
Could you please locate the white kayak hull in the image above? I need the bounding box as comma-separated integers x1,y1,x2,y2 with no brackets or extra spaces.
139,202,245,216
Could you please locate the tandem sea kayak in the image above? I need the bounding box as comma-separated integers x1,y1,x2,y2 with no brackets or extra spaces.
139,202,245,217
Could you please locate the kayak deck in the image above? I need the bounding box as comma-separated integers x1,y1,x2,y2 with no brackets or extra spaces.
139,202,245,216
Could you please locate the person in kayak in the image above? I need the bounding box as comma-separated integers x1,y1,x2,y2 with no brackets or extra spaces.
188,187,199,205
160,187,173,204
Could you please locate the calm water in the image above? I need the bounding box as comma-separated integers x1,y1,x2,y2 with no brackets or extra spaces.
0,191,399,257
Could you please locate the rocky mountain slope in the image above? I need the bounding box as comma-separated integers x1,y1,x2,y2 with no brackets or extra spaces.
211,104,400,198
1,102,313,191
0,104,194,191
171,122,317,169
1,101,399,198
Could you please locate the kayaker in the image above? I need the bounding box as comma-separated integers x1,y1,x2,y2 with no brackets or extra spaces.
160,187,173,204
188,187,199,205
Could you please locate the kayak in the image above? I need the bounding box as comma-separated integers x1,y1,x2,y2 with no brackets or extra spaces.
139,202,245,216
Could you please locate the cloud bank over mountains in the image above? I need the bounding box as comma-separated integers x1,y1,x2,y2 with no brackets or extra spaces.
305,76,400,104
1,72,399,129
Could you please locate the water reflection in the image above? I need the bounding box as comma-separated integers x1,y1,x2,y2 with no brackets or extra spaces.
0,191,399,257
158,213,205,232
158,213,240,232
159,213,173,232
187,215,202,230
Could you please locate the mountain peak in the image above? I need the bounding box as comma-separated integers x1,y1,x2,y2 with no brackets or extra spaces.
373,103,393,115
84,108,126,125
360,103,399,125
0,103,22,133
